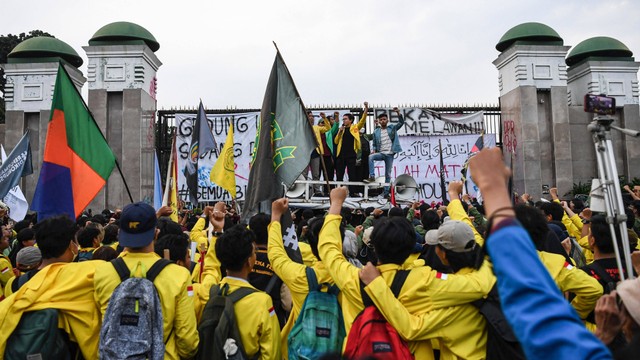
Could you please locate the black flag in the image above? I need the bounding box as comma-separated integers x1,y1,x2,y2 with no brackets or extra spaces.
244,49,316,217
183,101,217,206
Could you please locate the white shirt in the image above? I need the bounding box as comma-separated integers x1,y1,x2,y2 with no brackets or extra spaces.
379,128,393,154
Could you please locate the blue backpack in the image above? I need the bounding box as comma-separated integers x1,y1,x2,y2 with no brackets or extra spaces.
287,267,345,360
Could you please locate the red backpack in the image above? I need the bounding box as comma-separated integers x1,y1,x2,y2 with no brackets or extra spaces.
344,270,414,360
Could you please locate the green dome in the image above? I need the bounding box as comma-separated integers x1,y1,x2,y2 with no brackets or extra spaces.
89,22,159,52
7,36,83,67
566,36,633,66
496,22,563,52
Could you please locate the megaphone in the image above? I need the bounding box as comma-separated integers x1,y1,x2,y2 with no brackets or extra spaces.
393,174,419,201
286,175,307,198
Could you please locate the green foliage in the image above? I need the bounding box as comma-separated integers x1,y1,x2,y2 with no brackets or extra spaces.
564,181,591,197
0,30,54,124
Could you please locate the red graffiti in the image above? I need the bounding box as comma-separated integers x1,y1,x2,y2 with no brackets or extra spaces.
503,120,517,154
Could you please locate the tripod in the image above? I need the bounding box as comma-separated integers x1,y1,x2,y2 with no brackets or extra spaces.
588,116,639,280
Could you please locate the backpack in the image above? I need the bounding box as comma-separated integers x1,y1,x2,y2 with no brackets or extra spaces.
99,258,170,360
472,285,526,360
196,283,258,360
5,309,73,360
344,270,413,360
287,267,345,359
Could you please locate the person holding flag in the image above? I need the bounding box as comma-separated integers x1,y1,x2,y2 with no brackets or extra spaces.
243,45,317,264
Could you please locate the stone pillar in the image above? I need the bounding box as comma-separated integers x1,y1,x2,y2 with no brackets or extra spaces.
567,59,640,183
493,44,572,199
1,62,86,202
83,44,162,210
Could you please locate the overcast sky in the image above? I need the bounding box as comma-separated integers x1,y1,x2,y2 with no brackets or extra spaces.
3,0,639,110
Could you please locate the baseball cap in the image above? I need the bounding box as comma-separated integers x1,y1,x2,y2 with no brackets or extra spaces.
617,277,640,326
426,220,476,253
424,229,439,245
119,202,158,248
16,246,42,270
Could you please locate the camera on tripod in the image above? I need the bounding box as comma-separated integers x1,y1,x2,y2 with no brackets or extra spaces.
584,94,616,115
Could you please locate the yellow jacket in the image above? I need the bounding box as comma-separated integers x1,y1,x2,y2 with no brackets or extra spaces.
447,199,485,246
364,267,488,360
333,112,367,157
218,276,282,359
299,241,317,267
538,251,602,319
267,221,339,357
0,261,101,359
312,119,332,155
190,217,210,250
318,214,495,358
94,252,199,360
201,233,222,293
0,255,15,296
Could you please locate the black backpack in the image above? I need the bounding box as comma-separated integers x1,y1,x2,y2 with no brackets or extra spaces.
196,283,258,360
472,285,526,360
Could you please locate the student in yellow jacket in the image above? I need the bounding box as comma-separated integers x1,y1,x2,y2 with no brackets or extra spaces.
0,216,101,359
0,223,15,296
215,223,282,359
319,187,495,359
93,202,199,360
268,198,340,357
334,102,369,192
514,204,603,319
307,111,333,194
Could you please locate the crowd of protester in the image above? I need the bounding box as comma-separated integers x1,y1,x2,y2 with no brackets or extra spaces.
0,148,639,359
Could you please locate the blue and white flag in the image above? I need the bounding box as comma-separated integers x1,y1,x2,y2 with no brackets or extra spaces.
0,132,32,200
1,145,28,222
154,151,163,211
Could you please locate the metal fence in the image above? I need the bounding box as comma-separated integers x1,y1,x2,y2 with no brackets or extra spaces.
155,104,501,178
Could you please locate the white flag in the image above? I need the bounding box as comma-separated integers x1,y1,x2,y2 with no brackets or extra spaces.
1,145,29,222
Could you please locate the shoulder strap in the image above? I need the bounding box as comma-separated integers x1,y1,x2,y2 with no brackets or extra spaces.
209,284,221,300
146,259,171,282
264,274,279,295
390,270,410,298
111,257,130,282
305,267,319,291
227,286,259,303
359,269,410,308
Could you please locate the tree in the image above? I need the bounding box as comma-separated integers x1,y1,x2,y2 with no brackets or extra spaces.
0,30,54,124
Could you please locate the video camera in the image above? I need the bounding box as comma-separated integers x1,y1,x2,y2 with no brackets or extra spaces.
584,94,616,115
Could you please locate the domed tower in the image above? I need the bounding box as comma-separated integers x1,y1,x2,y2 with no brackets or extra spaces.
493,22,573,199
83,21,162,209
566,36,640,182
1,36,86,201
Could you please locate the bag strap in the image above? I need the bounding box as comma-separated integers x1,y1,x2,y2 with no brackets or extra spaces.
111,257,130,282
264,273,280,295
305,267,319,291
359,269,410,308
390,269,410,298
227,286,259,303
146,259,171,282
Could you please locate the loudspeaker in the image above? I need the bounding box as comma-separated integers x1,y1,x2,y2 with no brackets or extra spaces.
286,175,307,198
393,174,419,201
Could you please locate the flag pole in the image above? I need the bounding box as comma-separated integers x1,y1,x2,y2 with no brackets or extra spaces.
439,139,448,205
272,42,332,195
59,63,134,203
